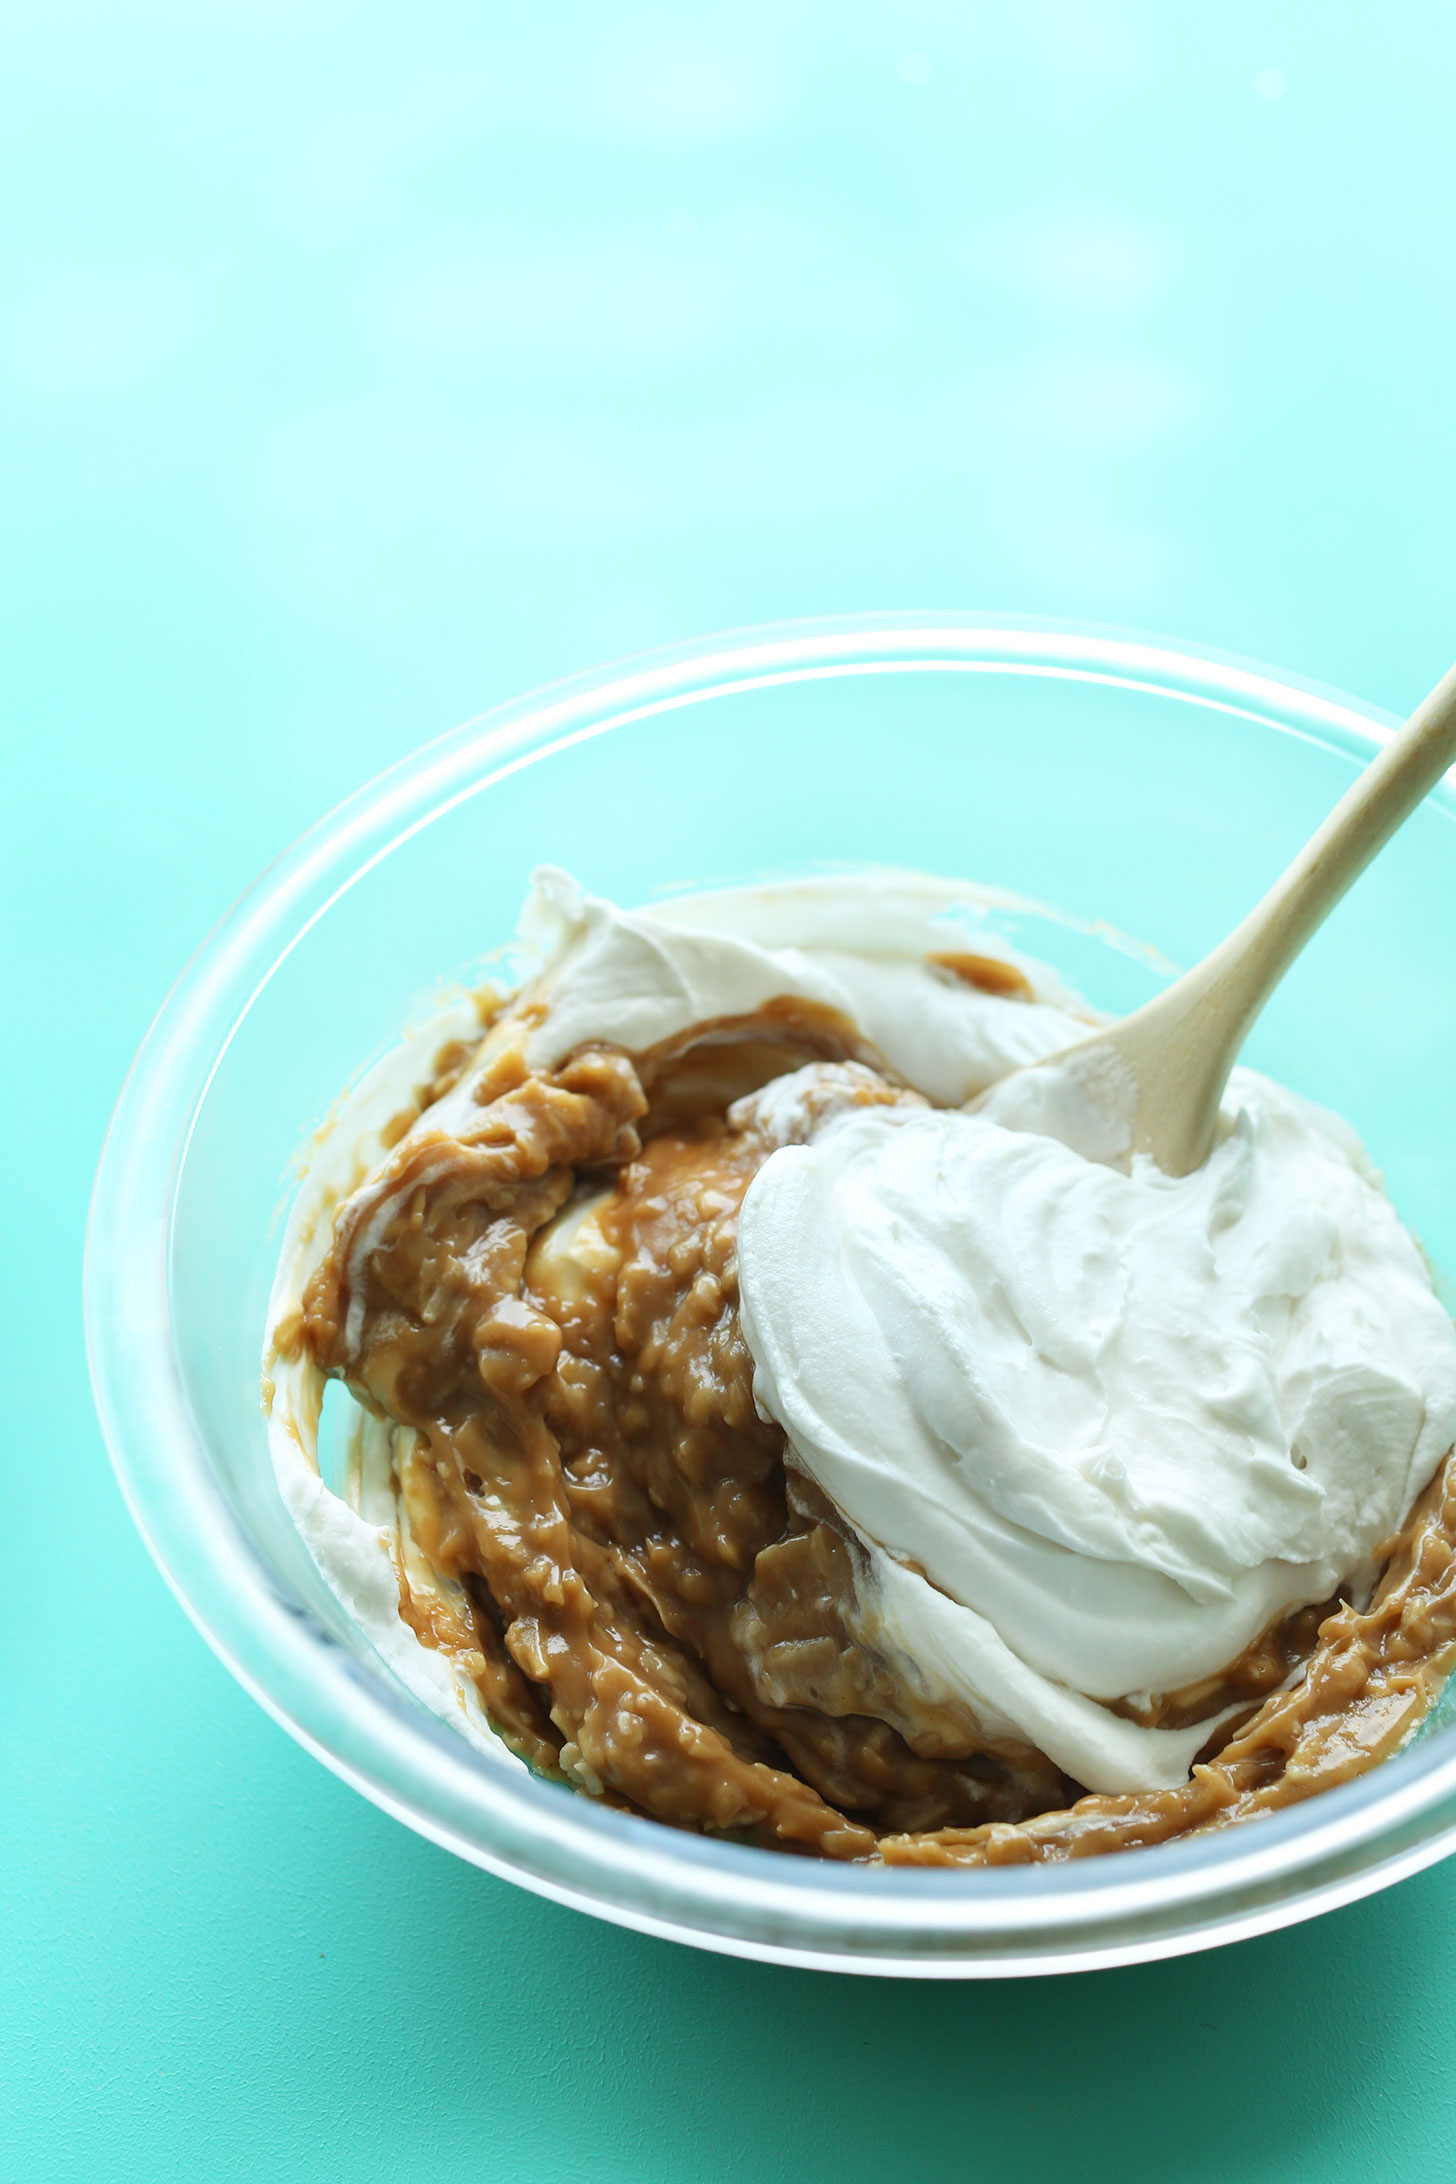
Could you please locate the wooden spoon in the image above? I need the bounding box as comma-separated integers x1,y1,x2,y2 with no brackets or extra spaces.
1027,659,1456,1177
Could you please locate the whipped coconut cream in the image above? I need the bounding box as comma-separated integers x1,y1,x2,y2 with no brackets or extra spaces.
737,1069,1456,1790
483,864,1090,1097
266,867,1456,1799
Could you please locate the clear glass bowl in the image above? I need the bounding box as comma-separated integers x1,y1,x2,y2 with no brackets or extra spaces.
86,613,1456,1977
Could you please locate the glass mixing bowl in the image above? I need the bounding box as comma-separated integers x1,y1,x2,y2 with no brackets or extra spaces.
86,613,1456,1977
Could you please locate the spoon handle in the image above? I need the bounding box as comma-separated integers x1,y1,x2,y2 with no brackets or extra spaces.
1112,660,1456,1174
1229,659,1456,1003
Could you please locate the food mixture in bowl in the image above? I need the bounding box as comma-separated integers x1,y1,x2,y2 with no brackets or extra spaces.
265,869,1456,1865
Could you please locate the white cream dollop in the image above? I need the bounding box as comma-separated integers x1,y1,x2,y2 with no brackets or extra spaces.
737,1068,1456,1793
511,865,1091,1095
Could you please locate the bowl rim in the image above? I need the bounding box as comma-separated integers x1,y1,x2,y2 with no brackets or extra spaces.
85,608,1456,1977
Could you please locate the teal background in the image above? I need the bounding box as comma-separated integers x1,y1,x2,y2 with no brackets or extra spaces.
7,4,1456,2178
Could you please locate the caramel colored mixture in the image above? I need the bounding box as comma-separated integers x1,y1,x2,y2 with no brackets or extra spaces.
298,1018,1456,1864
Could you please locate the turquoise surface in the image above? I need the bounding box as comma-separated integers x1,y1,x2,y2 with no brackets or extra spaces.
8,3,1456,2177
